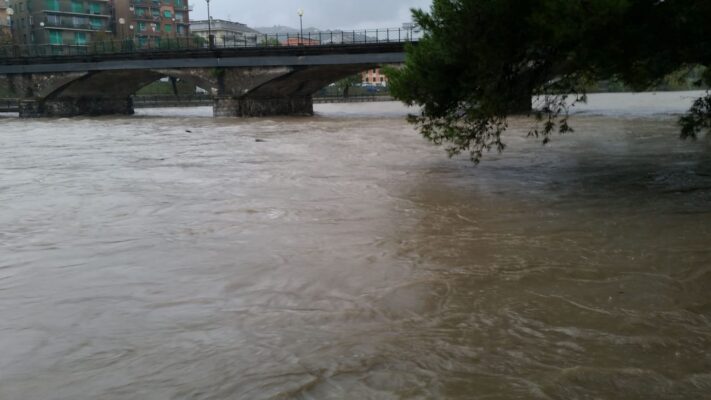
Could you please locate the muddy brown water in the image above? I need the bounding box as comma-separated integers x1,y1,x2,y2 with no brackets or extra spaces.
1,93,710,399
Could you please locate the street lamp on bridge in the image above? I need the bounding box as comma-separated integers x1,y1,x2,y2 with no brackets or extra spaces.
297,8,304,45
118,18,126,39
6,7,13,41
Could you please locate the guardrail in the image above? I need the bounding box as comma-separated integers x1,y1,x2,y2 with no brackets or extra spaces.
0,28,421,60
132,94,212,108
0,98,18,112
0,94,396,111
313,94,394,104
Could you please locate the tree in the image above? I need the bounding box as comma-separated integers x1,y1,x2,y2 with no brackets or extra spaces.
387,0,711,162
0,30,11,46
335,74,362,98
191,34,207,48
259,37,281,46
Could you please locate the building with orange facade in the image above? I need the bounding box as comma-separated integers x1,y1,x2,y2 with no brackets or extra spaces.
284,36,320,46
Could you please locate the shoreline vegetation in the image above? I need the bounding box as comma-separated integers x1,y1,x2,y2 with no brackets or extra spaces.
386,0,711,162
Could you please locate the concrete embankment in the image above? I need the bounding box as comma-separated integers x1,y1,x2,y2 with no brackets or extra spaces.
0,95,395,113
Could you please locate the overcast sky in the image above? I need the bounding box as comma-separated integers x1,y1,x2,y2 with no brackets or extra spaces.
190,0,432,30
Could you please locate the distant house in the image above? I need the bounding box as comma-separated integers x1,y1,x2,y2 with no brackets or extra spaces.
362,68,389,86
284,37,320,46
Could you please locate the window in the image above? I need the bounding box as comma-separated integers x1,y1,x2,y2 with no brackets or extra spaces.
72,16,88,27
174,0,183,6
175,12,183,21
49,30,62,45
164,24,172,33
163,10,172,18
138,21,146,31
136,7,146,16
90,3,101,14
74,32,86,45
45,0,60,11
71,0,83,13
90,18,102,29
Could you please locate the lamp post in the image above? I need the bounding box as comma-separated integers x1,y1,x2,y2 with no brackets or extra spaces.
206,0,214,48
118,18,126,39
297,8,303,45
6,7,13,43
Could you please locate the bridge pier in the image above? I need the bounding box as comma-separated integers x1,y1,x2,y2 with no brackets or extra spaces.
18,97,134,118
213,96,313,117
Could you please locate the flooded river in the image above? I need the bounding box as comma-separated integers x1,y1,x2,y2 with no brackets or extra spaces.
1,93,710,399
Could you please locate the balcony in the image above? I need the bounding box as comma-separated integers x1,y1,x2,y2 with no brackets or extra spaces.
43,9,111,18
43,20,108,31
133,15,161,22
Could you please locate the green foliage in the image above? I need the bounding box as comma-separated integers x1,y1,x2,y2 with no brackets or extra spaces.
335,74,362,98
389,0,711,162
0,31,12,46
0,83,15,98
260,37,281,46
136,80,197,96
192,34,207,47
680,95,711,139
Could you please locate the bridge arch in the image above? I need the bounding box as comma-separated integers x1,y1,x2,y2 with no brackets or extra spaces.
212,64,378,117
18,69,219,117
14,66,388,118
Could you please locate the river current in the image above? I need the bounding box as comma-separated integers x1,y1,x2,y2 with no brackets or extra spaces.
1,92,710,399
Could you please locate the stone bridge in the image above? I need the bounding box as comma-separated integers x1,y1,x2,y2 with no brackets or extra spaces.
0,43,406,118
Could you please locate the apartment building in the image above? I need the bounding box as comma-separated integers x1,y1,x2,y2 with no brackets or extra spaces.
113,0,191,47
4,0,190,47
191,19,258,47
7,0,113,46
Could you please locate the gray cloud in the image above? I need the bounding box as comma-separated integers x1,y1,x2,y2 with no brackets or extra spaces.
192,0,432,30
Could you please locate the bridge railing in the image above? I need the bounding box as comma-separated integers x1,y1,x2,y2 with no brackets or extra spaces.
0,28,422,60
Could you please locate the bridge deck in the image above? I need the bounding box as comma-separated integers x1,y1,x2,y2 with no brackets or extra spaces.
0,43,408,74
